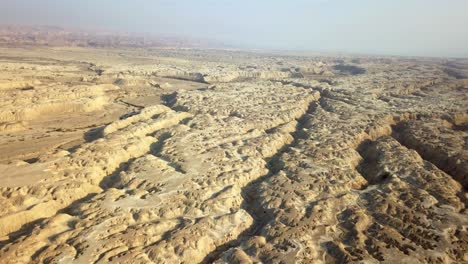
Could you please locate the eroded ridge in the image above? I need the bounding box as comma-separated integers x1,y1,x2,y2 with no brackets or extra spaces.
213,85,467,263
0,82,320,263
0,105,191,244
392,117,468,188
0,48,467,263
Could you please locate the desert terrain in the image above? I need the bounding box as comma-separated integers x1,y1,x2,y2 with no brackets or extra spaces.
0,43,467,264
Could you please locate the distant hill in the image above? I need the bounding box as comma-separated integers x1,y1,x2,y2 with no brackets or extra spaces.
0,25,224,49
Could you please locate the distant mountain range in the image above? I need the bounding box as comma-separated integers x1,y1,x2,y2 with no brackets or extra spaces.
0,25,224,49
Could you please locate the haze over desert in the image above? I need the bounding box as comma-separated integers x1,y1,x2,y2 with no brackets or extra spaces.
0,1,467,263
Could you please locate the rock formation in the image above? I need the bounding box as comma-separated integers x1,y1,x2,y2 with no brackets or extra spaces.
0,46,466,263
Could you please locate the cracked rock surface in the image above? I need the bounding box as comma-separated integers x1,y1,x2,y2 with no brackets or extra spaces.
0,47,467,263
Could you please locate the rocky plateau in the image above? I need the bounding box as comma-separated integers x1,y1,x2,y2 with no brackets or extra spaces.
0,46,466,263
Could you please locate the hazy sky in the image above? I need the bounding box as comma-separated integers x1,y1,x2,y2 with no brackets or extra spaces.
1,0,467,57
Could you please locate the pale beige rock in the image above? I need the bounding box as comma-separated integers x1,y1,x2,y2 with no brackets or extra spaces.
0,46,466,264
